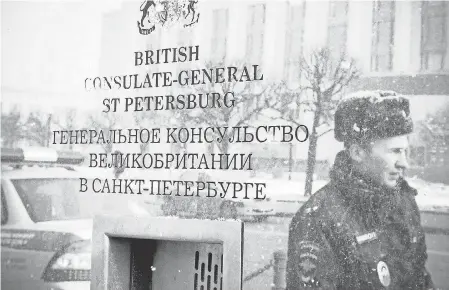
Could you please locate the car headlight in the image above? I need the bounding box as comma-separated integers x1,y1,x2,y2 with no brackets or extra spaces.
42,240,91,282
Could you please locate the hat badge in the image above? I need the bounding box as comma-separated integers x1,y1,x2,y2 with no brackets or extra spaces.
377,261,391,287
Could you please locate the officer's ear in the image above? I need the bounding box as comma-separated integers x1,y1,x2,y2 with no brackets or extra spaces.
348,143,369,163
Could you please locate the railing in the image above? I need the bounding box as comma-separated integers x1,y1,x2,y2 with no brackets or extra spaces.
243,250,287,290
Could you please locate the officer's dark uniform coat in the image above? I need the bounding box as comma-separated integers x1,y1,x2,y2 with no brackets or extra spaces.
286,151,434,290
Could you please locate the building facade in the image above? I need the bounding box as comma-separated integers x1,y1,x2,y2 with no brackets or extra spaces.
99,0,449,170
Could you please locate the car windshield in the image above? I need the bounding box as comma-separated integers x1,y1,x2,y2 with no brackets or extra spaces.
11,178,101,222
11,178,150,222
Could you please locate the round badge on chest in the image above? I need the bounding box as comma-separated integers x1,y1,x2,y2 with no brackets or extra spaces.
377,261,391,287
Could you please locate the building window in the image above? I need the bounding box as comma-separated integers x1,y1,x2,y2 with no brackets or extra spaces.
146,31,162,73
421,1,447,71
146,31,161,50
211,8,229,62
246,4,266,62
327,1,348,59
177,26,194,70
284,3,305,82
1,187,8,225
371,0,395,72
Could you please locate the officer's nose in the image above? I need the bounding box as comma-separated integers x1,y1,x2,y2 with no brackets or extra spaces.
396,151,409,170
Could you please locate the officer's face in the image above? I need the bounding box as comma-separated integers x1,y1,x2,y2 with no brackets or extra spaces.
362,135,410,188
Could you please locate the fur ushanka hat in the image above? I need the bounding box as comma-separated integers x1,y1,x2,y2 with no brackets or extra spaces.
334,90,414,143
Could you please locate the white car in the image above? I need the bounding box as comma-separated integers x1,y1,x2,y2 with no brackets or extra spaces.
1,148,151,290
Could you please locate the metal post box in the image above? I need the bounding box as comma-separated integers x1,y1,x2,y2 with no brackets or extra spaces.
91,215,244,290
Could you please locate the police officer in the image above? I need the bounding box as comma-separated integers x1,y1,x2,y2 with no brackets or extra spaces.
286,91,435,289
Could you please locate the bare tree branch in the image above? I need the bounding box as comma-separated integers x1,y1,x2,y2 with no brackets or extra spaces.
178,60,276,154
87,113,119,153
275,47,360,196
317,128,334,138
